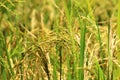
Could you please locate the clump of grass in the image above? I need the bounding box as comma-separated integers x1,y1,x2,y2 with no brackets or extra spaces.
0,0,120,80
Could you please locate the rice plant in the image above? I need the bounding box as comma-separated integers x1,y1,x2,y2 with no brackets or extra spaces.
0,0,120,80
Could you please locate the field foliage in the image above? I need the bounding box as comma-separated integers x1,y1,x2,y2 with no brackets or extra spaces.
0,0,120,80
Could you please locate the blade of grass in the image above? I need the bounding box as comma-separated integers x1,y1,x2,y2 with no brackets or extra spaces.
78,17,86,80
96,24,104,58
107,21,113,80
